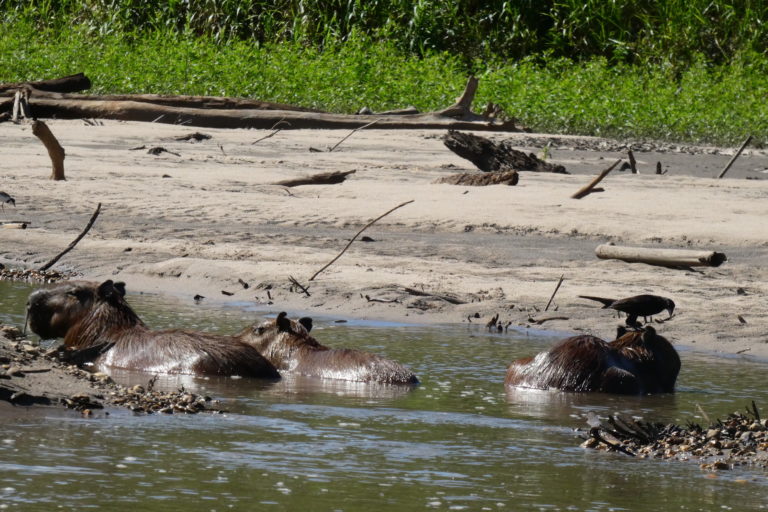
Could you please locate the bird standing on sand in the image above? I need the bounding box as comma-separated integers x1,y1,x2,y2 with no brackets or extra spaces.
579,294,675,328
0,191,15,211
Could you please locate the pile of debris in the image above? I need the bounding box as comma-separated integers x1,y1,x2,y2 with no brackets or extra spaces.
581,403,768,470
0,264,68,283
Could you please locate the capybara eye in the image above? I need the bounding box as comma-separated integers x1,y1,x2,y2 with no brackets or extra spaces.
257,327,265,335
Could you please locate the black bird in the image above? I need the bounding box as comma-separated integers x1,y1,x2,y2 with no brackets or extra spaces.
579,294,675,328
0,191,15,211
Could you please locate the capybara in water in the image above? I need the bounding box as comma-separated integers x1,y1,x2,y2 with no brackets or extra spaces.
237,312,418,384
27,280,279,378
504,326,680,394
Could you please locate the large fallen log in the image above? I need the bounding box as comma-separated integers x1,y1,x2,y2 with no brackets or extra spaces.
0,75,525,132
0,97,520,131
595,244,727,268
442,130,567,173
2,89,324,112
0,73,91,94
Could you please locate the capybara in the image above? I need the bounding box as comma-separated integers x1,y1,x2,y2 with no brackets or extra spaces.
238,312,418,384
27,280,279,378
504,326,680,394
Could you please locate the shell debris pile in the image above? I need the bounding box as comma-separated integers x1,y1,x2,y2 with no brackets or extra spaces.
581,405,768,471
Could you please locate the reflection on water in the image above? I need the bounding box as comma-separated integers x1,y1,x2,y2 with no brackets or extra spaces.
1,279,767,511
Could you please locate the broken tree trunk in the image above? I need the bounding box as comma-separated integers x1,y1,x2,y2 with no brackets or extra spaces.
274,170,356,187
31,120,65,180
442,130,567,173
434,170,519,186
595,244,727,268
0,73,91,94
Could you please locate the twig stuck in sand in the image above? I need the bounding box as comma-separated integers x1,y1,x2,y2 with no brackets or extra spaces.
252,119,290,145
327,119,378,152
544,274,565,312
289,275,311,296
572,159,621,199
39,203,102,271
627,149,638,174
308,200,414,281
717,135,752,179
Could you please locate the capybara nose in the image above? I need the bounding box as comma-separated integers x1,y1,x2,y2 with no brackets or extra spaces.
27,289,46,309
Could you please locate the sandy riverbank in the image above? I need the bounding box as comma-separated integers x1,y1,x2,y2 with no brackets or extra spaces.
1,120,766,358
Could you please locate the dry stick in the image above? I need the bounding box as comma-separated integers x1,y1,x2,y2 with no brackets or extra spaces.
31,120,66,180
327,119,379,152
572,159,621,199
11,90,21,122
308,200,414,282
528,316,569,325
39,203,102,271
717,135,752,179
627,149,638,174
400,286,466,305
288,275,311,297
544,274,565,312
252,119,290,145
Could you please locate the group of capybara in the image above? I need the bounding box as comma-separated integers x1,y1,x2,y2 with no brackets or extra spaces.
25,279,680,395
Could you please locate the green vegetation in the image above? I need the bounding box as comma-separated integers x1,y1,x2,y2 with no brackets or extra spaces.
1,1,766,145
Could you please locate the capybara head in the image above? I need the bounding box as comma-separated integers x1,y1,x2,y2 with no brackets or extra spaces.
238,312,324,361
27,280,126,339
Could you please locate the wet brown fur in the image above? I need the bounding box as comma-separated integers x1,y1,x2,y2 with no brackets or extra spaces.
237,312,418,385
504,326,680,394
27,280,279,378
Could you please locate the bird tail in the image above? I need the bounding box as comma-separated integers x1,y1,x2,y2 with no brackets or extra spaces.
578,295,616,308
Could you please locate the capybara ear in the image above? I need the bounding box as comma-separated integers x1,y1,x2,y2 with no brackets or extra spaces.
299,317,313,333
113,282,127,297
276,312,292,333
97,280,120,302
641,325,657,342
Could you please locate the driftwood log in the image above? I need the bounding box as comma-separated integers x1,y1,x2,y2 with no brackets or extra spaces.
0,73,91,94
434,170,519,186
0,75,525,132
273,170,356,187
31,120,66,180
442,130,567,173
1,89,324,112
595,244,727,268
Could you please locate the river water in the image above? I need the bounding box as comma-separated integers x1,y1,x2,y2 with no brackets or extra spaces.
0,280,766,511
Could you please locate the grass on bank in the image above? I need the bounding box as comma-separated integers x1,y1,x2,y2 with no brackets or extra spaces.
1,24,766,146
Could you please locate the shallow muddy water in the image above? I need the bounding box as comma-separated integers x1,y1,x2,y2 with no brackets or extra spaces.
1,280,767,511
